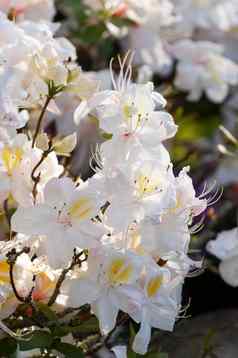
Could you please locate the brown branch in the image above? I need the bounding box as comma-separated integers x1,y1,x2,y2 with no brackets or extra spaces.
48,250,86,307
3,199,11,229
7,247,31,303
32,95,52,148
31,143,53,202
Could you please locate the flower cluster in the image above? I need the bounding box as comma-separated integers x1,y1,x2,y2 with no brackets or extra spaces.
0,2,209,357
84,0,238,103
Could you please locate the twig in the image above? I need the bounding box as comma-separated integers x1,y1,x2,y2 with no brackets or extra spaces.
6,247,31,303
3,199,11,229
32,80,66,148
48,250,86,307
31,143,53,202
32,95,52,148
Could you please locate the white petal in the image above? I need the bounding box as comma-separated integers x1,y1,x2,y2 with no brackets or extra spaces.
206,228,238,260
44,177,75,208
132,320,151,355
11,205,57,236
219,256,238,287
111,346,127,358
74,100,90,125
92,294,119,335
62,278,100,307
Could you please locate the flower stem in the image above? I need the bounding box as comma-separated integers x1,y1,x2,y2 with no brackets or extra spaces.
32,95,52,148
48,250,86,307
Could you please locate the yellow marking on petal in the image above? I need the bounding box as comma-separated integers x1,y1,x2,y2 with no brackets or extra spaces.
2,147,23,176
0,261,10,285
147,275,163,298
130,231,141,250
108,258,133,285
123,104,133,121
69,197,92,220
135,174,160,198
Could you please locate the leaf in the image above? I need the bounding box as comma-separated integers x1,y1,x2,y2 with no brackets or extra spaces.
35,302,58,321
79,24,106,44
101,131,113,141
52,317,99,337
19,330,53,351
53,341,84,358
0,337,17,355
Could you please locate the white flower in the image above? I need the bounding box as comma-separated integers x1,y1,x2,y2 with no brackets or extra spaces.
0,12,78,125
11,177,107,268
127,27,174,76
91,154,176,231
207,228,238,287
171,40,238,103
131,261,181,355
173,0,238,33
0,0,55,22
0,133,63,206
74,62,177,160
62,249,143,335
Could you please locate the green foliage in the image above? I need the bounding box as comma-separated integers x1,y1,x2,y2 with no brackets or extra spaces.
19,331,53,351
76,23,106,45
0,337,17,356
35,303,58,322
171,100,221,167
51,341,84,357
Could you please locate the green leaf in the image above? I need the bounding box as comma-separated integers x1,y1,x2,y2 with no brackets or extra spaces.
79,24,106,44
52,318,99,338
0,337,17,356
53,342,84,358
101,131,113,141
19,330,53,351
35,302,58,321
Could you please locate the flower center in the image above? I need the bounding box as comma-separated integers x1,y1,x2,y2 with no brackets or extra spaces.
2,147,23,176
107,258,133,285
134,174,160,198
69,197,93,220
147,275,163,298
0,261,10,285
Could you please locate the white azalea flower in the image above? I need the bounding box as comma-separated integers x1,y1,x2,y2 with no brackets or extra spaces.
174,0,238,33
0,0,55,22
131,261,181,355
0,12,78,127
171,40,238,103
11,177,107,268
74,60,177,160
207,228,238,287
0,133,63,206
62,248,143,335
91,155,176,231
